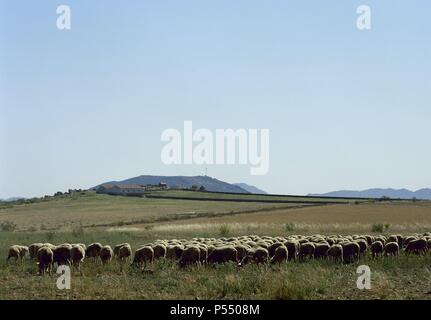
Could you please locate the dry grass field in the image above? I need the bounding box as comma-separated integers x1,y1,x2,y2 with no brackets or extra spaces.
123,201,431,235
0,192,301,231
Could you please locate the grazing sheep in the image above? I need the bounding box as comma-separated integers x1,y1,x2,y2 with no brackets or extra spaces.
384,242,399,256
132,246,154,268
271,245,288,264
355,239,368,255
252,247,269,264
19,245,28,259
403,236,417,248
198,246,208,265
86,242,103,258
284,240,299,261
268,242,283,257
118,244,132,261
114,243,132,261
299,242,315,260
364,235,373,246
405,238,427,255
387,235,398,245
342,242,360,263
99,245,114,264
314,243,330,259
207,246,238,264
53,244,72,266
7,245,21,262
37,246,54,275
166,245,184,260
114,243,128,257
75,243,87,251
29,243,44,259
327,244,343,263
70,245,86,272
152,244,167,259
395,235,403,247
234,245,249,263
179,246,201,268
370,241,384,258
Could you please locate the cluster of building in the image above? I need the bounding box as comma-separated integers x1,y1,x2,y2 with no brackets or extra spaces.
95,183,167,196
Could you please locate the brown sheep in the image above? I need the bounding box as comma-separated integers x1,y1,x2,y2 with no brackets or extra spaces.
53,244,72,266
207,246,238,264
327,244,343,263
37,246,54,275
364,235,373,246
132,246,154,268
99,245,114,264
370,241,384,258
74,243,87,251
299,242,315,260
85,242,103,258
387,235,398,245
29,243,44,259
284,240,299,261
179,246,201,268
268,242,283,257
271,245,288,264
166,245,184,260
405,238,427,255
342,242,360,263
234,245,249,263
113,243,128,257
7,245,28,262
114,243,132,261
314,243,330,259
7,246,20,262
152,244,167,259
118,244,132,261
355,239,368,255
70,245,85,272
403,236,417,248
198,246,208,265
384,242,399,256
252,247,269,264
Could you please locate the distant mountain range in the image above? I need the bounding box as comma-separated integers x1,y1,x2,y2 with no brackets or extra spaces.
95,175,264,194
233,183,267,194
0,197,25,202
309,188,431,200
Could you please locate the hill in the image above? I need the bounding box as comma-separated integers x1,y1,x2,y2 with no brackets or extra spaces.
95,175,249,193
233,183,267,194
309,188,431,200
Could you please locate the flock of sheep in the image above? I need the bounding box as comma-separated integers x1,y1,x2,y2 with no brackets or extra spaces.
6,232,431,275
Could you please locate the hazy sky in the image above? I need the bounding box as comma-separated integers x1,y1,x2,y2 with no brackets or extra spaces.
1,1,430,198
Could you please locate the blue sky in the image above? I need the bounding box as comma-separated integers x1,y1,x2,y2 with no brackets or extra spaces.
1,1,430,198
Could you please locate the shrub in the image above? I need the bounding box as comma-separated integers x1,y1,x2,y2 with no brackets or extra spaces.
285,223,295,232
371,223,384,233
0,220,17,232
219,224,231,237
